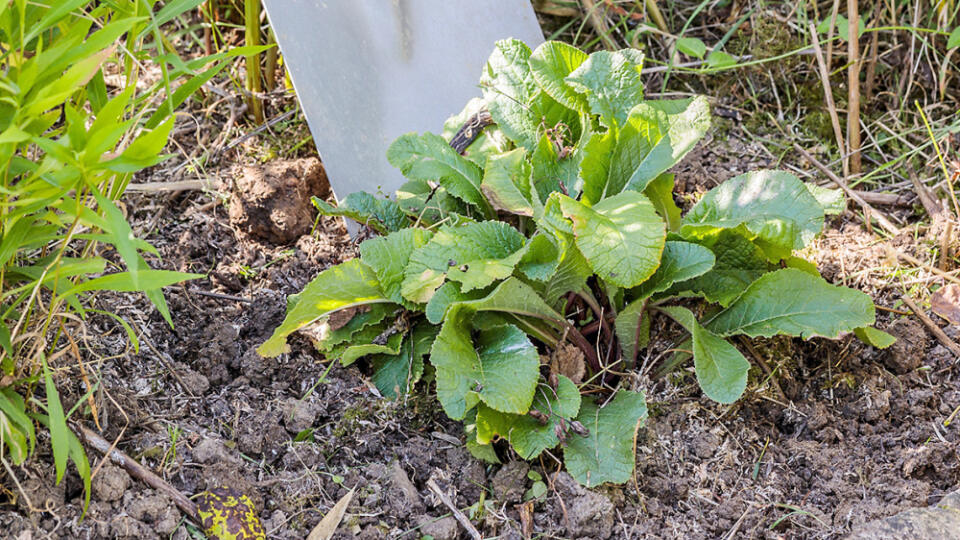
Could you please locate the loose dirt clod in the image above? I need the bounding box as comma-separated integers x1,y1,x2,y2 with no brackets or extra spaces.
883,318,928,373
418,515,459,540
228,157,329,244
491,461,529,504
92,465,130,503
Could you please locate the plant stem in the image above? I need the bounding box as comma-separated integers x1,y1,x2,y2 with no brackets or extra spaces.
846,0,861,176
244,0,264,123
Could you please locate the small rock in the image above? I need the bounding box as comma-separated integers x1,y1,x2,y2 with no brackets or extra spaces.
281,397,319,433
847,489,960,539
418,515,459,540
92,465,129,503
178,367,209,395
192,438,237,464
553,472,614,539
883,318,927,374
388,461,423,511
110,515,158,540
491,461,529,504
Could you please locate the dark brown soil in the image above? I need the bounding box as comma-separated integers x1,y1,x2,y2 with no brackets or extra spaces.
1,143,958,540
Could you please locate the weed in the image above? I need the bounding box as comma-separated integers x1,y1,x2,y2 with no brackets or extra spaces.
0,0,264,508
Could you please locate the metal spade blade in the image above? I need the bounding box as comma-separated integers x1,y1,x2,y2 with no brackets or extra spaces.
262,0,544,204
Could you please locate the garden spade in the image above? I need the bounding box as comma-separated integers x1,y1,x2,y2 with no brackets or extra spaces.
261,0,544,207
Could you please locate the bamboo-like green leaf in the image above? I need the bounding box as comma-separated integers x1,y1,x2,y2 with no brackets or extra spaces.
42,357,69,484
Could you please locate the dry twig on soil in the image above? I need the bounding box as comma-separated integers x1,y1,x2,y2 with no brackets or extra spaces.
79,425,201,523
426,478,483,540
793,144,900,235
899,295,960,359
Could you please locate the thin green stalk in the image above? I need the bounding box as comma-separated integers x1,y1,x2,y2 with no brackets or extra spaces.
244,0,263,123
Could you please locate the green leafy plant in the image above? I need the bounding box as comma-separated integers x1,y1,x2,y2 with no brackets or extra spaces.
260,39,891,486
0,0,265,506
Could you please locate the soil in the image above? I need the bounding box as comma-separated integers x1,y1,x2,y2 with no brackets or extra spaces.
2,108,959,540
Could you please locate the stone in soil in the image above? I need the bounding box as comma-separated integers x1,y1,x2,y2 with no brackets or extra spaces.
553,471,615,539
417,515,459,540
847,489,960,539
491,461,529,504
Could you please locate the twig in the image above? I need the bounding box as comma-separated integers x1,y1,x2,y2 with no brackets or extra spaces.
846,0,862,175
188,288,253,304
426,478,482,540
899,295,960,358
79,425,201,523
221,107,297,153
580,0,617,51
794,143,900,235
738,337,788,403
824,0,841,74
808,23,848,179
125,179,218,193
889,248,960,287
907,169,944,218
862,15,880,101
642,0,668,33
939,221,953,272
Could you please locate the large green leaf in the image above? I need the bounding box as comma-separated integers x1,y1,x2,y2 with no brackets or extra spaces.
632,241,715,300
564,390,647,487
681,170,825,260
528,41,589,111
660,306,750,404
359,228,434,307
258,260,390,357
560,192,666,288
371,322,437,399
338,331,403,366
481,148,537,217
707,268,876,339
535,235,592,306
476,375,581,459
669,230,770,306
579,98,709,205
431,321,541,419
517,233,561,282
313,193,409,234
424,281,490,324
455,277,565,324
479,39,540,150
401,221,526,302
387,132,490,214
565,49,644,128
621,97,711,193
